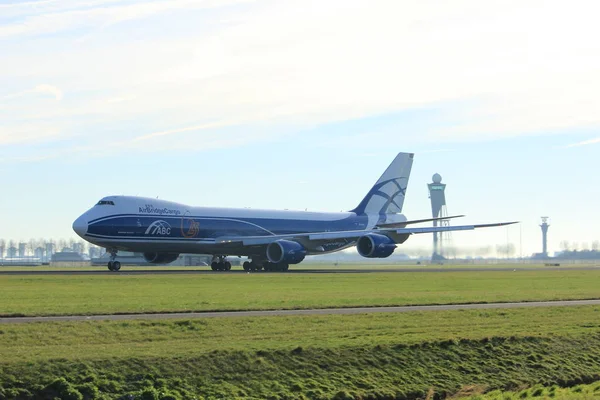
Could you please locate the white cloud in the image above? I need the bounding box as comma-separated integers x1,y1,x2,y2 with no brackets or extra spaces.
421,149,455,154
1,0,600,158
565,137,600,148
0,121,66,146
33,84,63,100
132,121,236,142
1,84,62,101
0,0,253,39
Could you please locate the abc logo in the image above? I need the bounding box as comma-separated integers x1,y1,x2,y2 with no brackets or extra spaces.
145,220,172,236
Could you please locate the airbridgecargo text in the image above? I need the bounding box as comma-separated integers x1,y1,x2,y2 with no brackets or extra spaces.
139,205,181,216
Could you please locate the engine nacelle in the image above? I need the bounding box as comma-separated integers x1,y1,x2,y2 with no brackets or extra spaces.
357,234,397,258
266,240,307,264
143,252,180,264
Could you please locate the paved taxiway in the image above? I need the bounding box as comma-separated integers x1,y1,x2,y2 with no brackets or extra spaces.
0,266,598,275
2,299,599,324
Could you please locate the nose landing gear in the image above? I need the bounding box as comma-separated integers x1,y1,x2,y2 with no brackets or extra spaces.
107,249,121,272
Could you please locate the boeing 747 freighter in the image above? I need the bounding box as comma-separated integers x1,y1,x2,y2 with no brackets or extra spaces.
73,152,516,271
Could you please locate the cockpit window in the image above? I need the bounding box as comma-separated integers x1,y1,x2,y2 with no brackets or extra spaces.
96,200,115,206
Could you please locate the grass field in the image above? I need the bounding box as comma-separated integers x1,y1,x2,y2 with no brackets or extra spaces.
456,382,600,399
1,306,600,399
2,268,600,399
1,269,600,317
2,305,600,363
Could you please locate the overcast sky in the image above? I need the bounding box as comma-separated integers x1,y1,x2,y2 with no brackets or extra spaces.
1,0,599,256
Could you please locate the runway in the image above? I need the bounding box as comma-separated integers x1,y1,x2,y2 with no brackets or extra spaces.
0,265,598,275
2,299,599,324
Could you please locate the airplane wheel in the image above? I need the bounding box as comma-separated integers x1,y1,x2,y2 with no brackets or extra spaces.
243,261,250,271
107,261,113,271
278,262,289,272
112,261,121,272
224,262,232,271
211,262,218,271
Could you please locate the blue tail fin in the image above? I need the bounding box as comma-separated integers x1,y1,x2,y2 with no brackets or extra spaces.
351,152,414,215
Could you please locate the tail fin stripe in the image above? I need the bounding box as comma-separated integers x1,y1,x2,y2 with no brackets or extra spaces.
371,178,408,214
351,152,414,216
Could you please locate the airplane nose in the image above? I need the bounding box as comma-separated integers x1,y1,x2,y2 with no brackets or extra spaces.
72,215,88,237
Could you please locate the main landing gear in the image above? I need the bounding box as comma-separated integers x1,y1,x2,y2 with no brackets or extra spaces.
107,249,121,272
211,256,231,272
243,260,289,272
264,261,289,272
243,261,260,272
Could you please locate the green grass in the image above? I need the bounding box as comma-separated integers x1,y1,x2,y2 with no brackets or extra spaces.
2,306,600,363
1,306,600,399
1,270,600,316
456,381,600,399
2,269,600,399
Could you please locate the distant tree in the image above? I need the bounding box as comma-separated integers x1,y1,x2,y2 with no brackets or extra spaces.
560,240,570,251
28,238,39,256
458,247,474,258
496,244,516,258
57,239,67,252
406,247,430,258
496,244,505,257
593,241,600,251
507,243,515,257
474,246,492,257
97,247,107,257
444,245,458,259
584,242,591,251
46,240,54,259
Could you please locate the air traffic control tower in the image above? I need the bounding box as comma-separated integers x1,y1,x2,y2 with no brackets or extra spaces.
540,217,550,257
428,174,449,260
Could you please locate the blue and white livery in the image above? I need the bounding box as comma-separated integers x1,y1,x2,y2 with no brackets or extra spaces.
72,152,516,271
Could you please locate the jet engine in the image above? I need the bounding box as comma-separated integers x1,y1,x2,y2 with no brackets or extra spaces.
266,240,307,264
357,234,397,258
142,252,180,264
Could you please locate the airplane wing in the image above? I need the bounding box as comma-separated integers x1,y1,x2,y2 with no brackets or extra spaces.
215,221,519,246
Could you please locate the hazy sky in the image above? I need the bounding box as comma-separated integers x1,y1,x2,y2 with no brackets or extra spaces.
1,0,599,256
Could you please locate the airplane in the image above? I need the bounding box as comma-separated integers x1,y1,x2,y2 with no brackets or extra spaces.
72,152,517,272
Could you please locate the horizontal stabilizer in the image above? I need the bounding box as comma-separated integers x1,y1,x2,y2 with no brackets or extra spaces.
375,214,465,229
